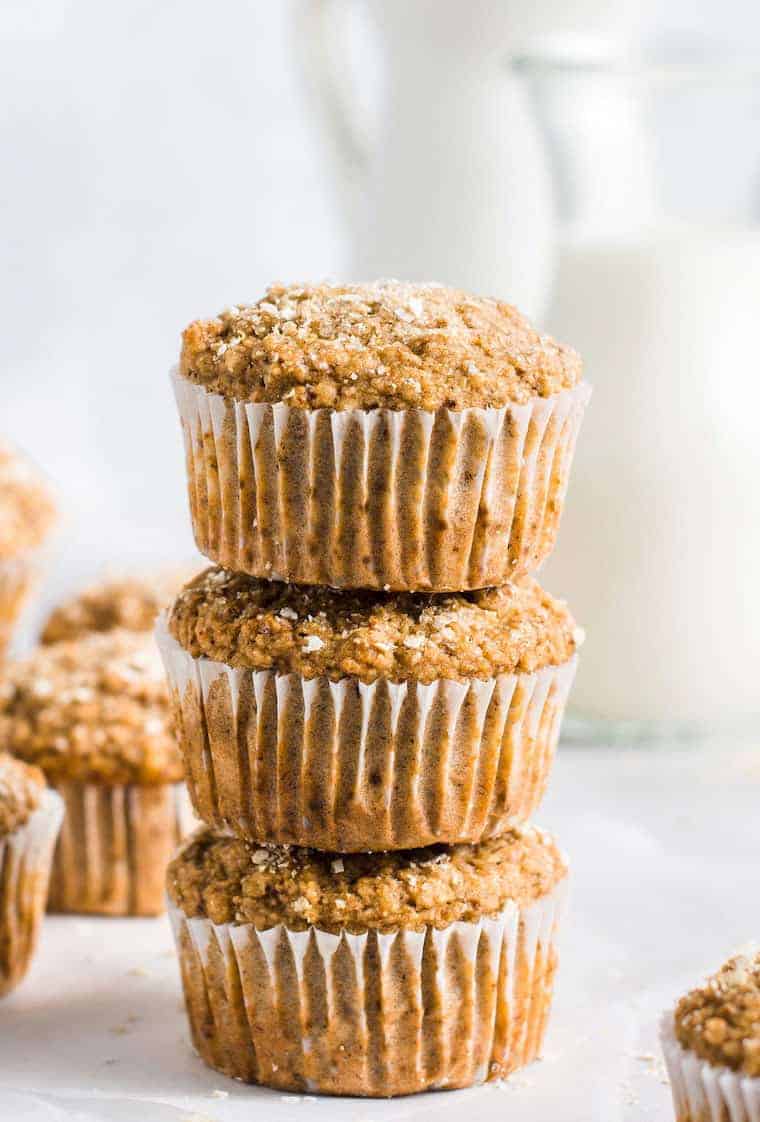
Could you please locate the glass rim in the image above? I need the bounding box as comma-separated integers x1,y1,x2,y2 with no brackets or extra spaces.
511,46,760,85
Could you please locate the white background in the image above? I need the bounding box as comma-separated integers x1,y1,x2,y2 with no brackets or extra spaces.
2,4,760,1119
2,0,759,601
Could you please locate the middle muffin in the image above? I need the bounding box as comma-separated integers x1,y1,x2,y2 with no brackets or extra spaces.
158,567,580,851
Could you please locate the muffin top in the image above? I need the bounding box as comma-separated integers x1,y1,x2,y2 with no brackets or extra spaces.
0,630,182,785
0,441,56,559
167,568,580,685
179,281,582,412
42,568,193,645
674,950,760,1075
168,825,566,933
0,753,45,837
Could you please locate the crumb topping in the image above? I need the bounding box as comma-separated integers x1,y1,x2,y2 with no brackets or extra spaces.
675,950,760,1075
179,281,582,411
42,568,194,645
0,442,56,558
0,630,182,785
168,568,579,684
0,752,44,837
167,825,566,933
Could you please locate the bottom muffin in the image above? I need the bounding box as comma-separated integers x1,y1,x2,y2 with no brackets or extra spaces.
661,949,760,1122
167,825,568,1097
0,755,62,996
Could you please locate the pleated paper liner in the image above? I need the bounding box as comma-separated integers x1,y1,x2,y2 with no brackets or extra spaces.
157,617,576,851
661,1013,760,1122
169,868,567,1097
172,371,590,591
0,790,63,997
48,781,196,916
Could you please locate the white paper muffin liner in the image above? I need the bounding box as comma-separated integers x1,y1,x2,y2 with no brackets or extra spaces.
156,616,576,851
661,1013,760,1122
171,371,590,590
48,780,195,916
0,789,63,997
168,869,567,1096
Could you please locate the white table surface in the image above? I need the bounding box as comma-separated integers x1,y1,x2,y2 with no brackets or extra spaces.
1,741,757,1122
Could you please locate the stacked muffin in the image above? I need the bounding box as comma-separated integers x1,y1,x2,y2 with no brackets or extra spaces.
159,282,589,1096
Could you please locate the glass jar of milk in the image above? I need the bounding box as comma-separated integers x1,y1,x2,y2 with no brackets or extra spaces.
517,50,760,740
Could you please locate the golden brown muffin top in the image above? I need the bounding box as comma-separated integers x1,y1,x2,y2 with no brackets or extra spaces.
0,442,57,559
179,281,582,412
0,753,45,837
168,825,566,933
167,568,580,685
0,630,182,786
675,951,760,1075
42,568,194,645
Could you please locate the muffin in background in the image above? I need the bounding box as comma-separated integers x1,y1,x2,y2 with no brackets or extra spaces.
158,567,581,851
168,823,567,1096
0,629,191,916
174,281,590,591
42,567,194,645
0,442,57,659
661,949,760,1121
0,754,62,996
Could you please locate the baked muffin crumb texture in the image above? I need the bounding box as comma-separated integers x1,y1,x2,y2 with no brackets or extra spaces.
168,567,579,684
168,825,566,933
0,441,56,558
0,753,44,837
179,281,582,411
0,630,182,785
675,949,760,1075
42,568,193,645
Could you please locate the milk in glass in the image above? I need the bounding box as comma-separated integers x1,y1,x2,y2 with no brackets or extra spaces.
545,227,760,724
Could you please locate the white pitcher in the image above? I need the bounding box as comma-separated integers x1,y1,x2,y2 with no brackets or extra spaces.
296,0,646,317
296,0,558,315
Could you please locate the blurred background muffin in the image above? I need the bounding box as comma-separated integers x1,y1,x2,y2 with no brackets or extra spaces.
0,442,56,660
0,753,62,997
41,567,194,645
0,629,190,916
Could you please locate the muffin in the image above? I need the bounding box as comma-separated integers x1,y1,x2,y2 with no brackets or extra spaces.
41,567,194,644
0,630,192,915
174,282,590,591
157,567,581,851
0,754,62,996
168,823,568,1096
661,950,760,1122
0,442,57,659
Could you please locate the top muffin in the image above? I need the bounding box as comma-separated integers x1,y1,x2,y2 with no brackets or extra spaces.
0,753,45,837
674,950,760,1075
0,442,56,559
179,281,582,411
